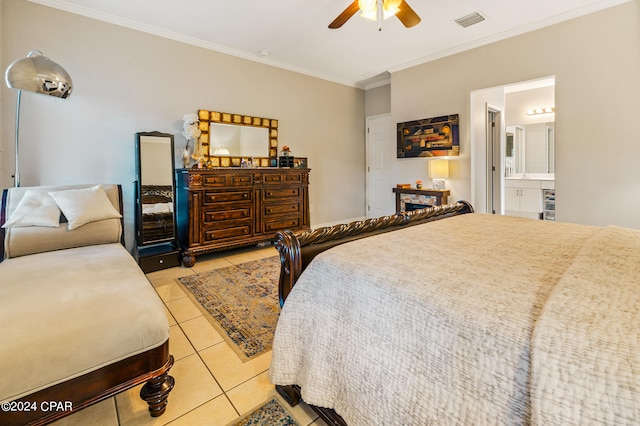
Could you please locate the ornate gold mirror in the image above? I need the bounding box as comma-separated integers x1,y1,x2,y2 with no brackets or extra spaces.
195,109,278,167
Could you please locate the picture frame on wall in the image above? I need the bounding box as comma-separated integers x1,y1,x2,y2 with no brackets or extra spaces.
293,157,308,168
397,114,460,158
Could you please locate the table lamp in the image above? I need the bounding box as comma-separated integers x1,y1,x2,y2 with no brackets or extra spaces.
428,159,449,190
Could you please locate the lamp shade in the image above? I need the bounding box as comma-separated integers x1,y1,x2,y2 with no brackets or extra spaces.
358,0,401,20
428,159,449,179
5,50,72,98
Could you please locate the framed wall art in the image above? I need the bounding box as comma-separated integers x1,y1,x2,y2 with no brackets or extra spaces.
397,114,460,158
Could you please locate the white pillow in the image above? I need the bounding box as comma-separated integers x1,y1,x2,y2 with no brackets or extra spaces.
49,185,122,230
1,190,61,228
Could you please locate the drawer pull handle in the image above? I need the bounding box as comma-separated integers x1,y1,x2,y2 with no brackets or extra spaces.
267,209,272,213
210,195,215,201
243,194,248,198
268,192,272,196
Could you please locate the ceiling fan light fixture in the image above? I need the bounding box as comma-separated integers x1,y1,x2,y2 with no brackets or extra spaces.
358,0,401,21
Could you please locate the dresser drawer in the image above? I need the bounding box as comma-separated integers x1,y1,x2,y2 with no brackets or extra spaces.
283,173,303,184
229,174,253,186
263,216,301,233
201,174,228,187
263,173,304,185
204,207,251,222
203,224,251,241
264,187,300,199
138,248,181,273
263,201,301,217
200,173,253,187
203,190,251,204
263,174,284,185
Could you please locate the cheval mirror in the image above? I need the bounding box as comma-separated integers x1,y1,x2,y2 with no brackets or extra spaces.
135,131,181,272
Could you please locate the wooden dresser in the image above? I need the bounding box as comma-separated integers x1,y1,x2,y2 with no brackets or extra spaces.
175,168,310,266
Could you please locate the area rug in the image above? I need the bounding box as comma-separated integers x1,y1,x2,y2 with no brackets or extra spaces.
227,397,299,426
177,256,281,362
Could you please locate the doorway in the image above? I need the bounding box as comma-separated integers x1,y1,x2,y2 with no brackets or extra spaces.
486,106,502,215
365,114,394,218
470,76,555,215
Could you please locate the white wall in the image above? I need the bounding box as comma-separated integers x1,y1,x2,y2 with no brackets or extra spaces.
391,1,640,228
1,0,366,249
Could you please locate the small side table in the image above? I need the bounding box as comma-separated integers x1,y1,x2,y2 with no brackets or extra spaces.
392,188,451,213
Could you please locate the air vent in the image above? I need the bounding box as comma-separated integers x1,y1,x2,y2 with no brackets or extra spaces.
455,11,486,28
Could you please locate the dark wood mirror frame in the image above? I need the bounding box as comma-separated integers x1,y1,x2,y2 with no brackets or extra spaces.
135,131,177,246
196,109,278,167
135,131,182,273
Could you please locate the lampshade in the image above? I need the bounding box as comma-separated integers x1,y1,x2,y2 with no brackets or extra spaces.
428,159,449,179
5,50,72,187
5,50,73,98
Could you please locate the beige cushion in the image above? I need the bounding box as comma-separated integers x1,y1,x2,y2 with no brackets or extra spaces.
1,190,60,228
0,243,170,402
3,184,122,259
48,185,122,230
4,219,121,258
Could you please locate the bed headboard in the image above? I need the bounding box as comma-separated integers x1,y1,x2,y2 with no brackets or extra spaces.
0,184,124,260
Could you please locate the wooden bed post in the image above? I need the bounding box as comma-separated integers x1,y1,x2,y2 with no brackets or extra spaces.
274,229,303,307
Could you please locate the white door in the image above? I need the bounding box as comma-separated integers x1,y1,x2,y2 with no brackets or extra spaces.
366,114,394,218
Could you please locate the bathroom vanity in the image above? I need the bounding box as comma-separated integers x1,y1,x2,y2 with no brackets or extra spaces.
504,174,555,220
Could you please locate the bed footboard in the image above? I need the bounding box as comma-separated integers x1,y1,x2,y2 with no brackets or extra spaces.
274,201,473,306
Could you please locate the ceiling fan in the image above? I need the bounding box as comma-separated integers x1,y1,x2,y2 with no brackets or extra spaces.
329,0,421,30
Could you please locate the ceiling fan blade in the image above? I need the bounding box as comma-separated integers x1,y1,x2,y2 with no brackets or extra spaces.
329,1,360,29
396,1,421,28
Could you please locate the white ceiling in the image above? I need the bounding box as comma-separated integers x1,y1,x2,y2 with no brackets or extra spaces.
31,0,629,88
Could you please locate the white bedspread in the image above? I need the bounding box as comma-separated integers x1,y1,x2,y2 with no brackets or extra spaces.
270,214,640,425
530,225,640,425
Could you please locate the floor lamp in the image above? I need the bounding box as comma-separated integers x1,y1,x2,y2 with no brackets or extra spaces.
4,50,73,187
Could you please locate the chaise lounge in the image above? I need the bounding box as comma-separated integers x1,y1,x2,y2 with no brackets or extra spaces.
0,183,174,425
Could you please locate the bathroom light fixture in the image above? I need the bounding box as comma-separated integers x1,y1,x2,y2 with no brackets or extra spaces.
5,50,73,187
527,107,555,116
428,159,449,190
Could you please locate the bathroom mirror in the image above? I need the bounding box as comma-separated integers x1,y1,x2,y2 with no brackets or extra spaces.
135,131,176,246
506,122,554,174
196,109,278,167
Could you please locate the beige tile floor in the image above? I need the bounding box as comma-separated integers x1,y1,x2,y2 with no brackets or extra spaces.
53,244,327,426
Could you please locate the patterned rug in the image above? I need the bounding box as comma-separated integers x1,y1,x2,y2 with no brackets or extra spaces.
177,256,281,362
227,397,299,426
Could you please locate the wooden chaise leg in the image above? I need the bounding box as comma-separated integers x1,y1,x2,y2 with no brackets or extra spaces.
140,369,175,417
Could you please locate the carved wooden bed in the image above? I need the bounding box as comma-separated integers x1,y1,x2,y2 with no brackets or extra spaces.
272,202,473,425
270,202,640,425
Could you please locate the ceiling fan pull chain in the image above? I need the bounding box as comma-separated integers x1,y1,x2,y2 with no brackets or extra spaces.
377,0,383,31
